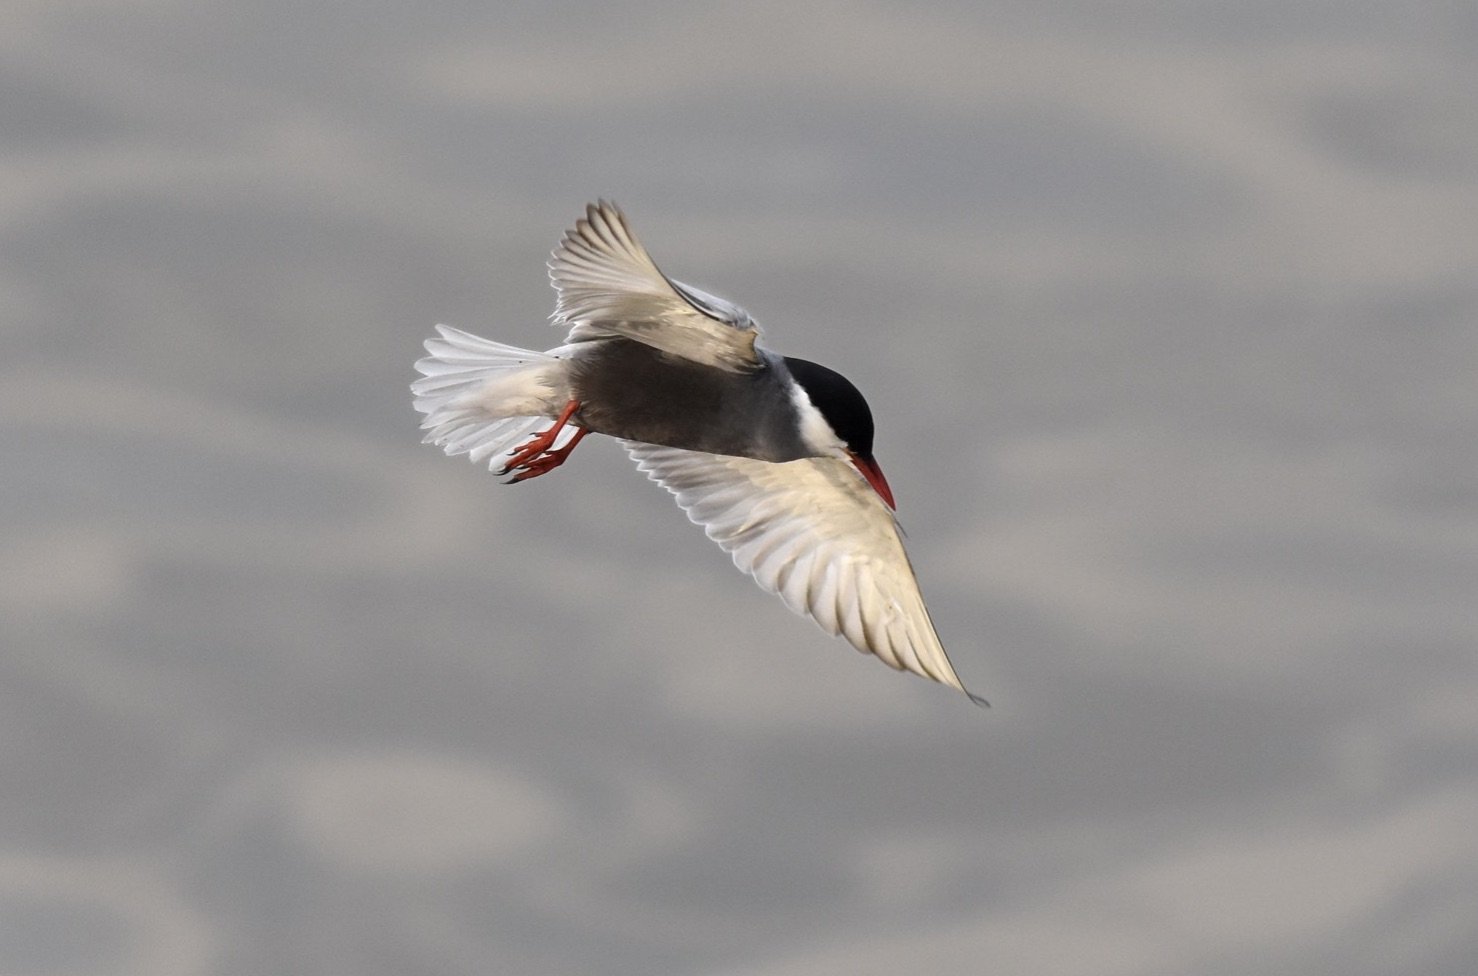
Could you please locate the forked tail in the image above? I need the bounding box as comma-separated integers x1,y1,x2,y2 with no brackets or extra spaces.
411,325,570,472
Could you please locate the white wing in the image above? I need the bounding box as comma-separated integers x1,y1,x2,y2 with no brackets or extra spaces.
625,443,982,702
548,201,761,372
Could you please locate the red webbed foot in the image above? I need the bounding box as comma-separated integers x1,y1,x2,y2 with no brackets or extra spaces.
499,399,589,482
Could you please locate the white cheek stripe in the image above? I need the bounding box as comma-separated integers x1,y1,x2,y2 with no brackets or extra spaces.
789,382,846,456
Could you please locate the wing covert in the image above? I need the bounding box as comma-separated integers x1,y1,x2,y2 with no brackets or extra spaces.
548,201,761,372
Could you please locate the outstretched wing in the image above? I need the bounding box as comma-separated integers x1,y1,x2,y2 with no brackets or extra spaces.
548,201,761,372
625,442,982,702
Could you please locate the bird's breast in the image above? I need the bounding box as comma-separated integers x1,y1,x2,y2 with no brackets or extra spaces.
569,340,807,461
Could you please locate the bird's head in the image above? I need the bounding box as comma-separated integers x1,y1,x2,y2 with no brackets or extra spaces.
784,357,896,510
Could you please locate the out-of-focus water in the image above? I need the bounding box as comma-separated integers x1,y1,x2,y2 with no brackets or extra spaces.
3,3,1476,973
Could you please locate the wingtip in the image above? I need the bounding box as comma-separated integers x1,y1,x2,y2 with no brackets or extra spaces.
585,198,625,235
964,688,991,709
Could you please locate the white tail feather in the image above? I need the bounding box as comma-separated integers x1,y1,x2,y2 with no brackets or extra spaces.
411,325,572,475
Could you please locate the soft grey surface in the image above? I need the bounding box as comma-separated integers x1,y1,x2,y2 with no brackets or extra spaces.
3,3,1476,974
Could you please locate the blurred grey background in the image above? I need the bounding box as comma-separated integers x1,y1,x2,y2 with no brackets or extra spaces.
3,2,1476,974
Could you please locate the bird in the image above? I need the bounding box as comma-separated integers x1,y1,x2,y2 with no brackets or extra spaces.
412,201,982,704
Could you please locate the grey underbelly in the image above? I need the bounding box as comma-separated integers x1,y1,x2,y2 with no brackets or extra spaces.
568,341,808,461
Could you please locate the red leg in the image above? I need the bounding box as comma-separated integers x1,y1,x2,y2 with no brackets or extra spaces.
507,426,588,482
500,399,589,481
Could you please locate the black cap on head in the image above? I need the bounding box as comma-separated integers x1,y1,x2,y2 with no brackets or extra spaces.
783,357,876,456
